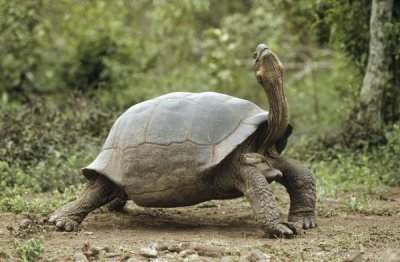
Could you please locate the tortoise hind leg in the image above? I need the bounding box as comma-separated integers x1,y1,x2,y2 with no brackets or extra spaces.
107,196,128,212
49,176,124,231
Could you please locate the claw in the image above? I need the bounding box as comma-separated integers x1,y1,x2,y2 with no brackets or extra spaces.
288,212,317,230
282,228,293,237
265,223,298,238
49,216,56,224
282,221,302,235
65,225,72,232
56,220,66,229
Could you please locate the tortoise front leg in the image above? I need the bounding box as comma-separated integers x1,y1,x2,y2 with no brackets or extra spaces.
49,176,124,231
272,157,317,229
237,163,300,238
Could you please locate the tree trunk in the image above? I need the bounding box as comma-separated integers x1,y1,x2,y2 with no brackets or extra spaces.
357,0,393,130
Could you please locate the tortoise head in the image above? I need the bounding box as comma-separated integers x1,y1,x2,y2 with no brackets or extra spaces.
252,44,283,87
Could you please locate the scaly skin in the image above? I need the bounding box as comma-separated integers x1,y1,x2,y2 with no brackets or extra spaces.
214,152,300,238
252,44,289,154
272,157,317,229
49,176,123,231
238,165,300,238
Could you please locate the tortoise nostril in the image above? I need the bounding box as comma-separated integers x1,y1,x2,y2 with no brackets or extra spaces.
253,52,257,59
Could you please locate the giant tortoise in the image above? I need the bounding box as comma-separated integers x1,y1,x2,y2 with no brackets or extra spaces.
50,44,316,238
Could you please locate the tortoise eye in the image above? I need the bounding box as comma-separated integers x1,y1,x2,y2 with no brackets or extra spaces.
253,52,257,59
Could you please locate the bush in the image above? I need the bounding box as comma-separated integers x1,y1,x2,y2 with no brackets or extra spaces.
0,96,115,194
0,0,52,102
287,124,400,200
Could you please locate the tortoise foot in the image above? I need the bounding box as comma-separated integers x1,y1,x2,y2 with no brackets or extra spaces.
264,222,300,238
49,204,84,232
49,211,81,232
289,212,317,229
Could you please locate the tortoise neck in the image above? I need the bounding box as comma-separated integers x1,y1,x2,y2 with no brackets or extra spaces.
263,77,289,150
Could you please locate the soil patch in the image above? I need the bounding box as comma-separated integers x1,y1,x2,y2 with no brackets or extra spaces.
1,188,399,261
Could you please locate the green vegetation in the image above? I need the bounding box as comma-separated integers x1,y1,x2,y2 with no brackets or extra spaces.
0,0,398,217
14,237,45,262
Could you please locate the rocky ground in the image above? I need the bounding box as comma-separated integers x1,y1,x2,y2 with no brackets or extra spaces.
0,187,399,261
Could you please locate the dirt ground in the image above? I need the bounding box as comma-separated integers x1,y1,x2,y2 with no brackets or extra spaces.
0,187,399,261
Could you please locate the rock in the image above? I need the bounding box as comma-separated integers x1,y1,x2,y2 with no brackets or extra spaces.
126,258,143,262
192,243,230,258
105,252,120,258
74,251,88,262
84,246,100,257
154,258,169,262
80,242,101,258
178,249,197,258
185,254,201,261
221,256,241,262
19,219,31,229
156,243,169,251
245,250,271,262
166,243,187,253
102,246,112,253
344,252,363,262
139,247,158,258
379,249,400,262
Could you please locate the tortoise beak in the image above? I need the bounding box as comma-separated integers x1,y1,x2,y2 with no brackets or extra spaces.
253,44,269,62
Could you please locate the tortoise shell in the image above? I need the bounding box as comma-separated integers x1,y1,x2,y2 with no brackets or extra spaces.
82,92,268,195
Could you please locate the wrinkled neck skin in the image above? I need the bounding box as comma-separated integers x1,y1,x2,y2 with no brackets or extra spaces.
255,56,289,156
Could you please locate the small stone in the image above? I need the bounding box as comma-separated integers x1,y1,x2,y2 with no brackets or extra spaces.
139,247,158,258
167,244,184,253
192,243,230,258
156,243,169,251
19,219,31,229
185,254,201,261
245,250,271,262
178,249,197,258
221,256,241,262
86,246,100,257
344,251,363,262
82,242,90,252
154,258,169,262
101,246,113,253
105,252,120,258
74,251,89,262
83,231,94,235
